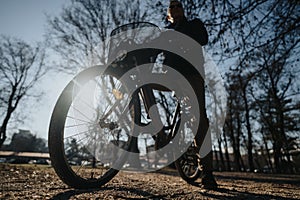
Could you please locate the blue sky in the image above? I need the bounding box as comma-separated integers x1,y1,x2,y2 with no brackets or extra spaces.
0,0,66,42
0,1,71,140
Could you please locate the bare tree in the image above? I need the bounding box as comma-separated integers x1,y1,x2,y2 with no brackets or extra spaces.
47,0,148,73
251,42,300,172
0,36,48,148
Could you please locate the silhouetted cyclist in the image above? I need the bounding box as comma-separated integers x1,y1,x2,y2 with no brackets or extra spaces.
166,0,217,189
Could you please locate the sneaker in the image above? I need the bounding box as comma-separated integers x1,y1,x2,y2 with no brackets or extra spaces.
201,172,218,189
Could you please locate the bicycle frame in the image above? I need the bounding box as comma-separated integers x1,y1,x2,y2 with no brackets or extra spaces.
136,84,182,149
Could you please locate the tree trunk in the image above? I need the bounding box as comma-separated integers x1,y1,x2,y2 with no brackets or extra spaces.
0,85,18,149
242,88,254,172
213,146,220,171
223,131,231,171
0,112,12,148
235,113,242,171
262,130,274,172
273,141,282,173
217,138,226,171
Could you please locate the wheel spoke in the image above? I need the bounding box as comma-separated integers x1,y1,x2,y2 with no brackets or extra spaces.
49,67,134,188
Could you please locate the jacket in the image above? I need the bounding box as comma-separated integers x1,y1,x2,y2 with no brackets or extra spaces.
166,18,208,46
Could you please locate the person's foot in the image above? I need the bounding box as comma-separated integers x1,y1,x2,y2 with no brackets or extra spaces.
201,172,218,189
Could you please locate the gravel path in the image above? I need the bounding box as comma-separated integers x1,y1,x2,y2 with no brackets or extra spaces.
1,164,299,199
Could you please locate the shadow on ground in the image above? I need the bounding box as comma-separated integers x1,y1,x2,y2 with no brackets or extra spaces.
50,170,300,200
50,186,170,200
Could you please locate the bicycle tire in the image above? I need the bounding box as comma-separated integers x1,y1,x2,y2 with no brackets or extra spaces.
174,145,202,183
171,109,202,183
48,65,138,189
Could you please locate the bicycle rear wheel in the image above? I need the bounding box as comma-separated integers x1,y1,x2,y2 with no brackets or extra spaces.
175,144,202,183
48,65,136,189
168,104,202,183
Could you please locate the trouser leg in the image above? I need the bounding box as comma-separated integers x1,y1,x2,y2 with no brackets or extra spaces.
189,75,213,173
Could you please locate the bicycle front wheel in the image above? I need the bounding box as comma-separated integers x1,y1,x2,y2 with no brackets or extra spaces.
48,65,136,189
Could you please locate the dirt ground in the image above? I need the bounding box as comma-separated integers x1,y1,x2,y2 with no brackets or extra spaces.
0,164,299,200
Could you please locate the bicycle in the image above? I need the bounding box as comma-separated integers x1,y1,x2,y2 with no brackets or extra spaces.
48,22,204,189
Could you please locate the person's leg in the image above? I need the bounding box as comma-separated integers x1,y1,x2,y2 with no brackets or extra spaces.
190,75,217,189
